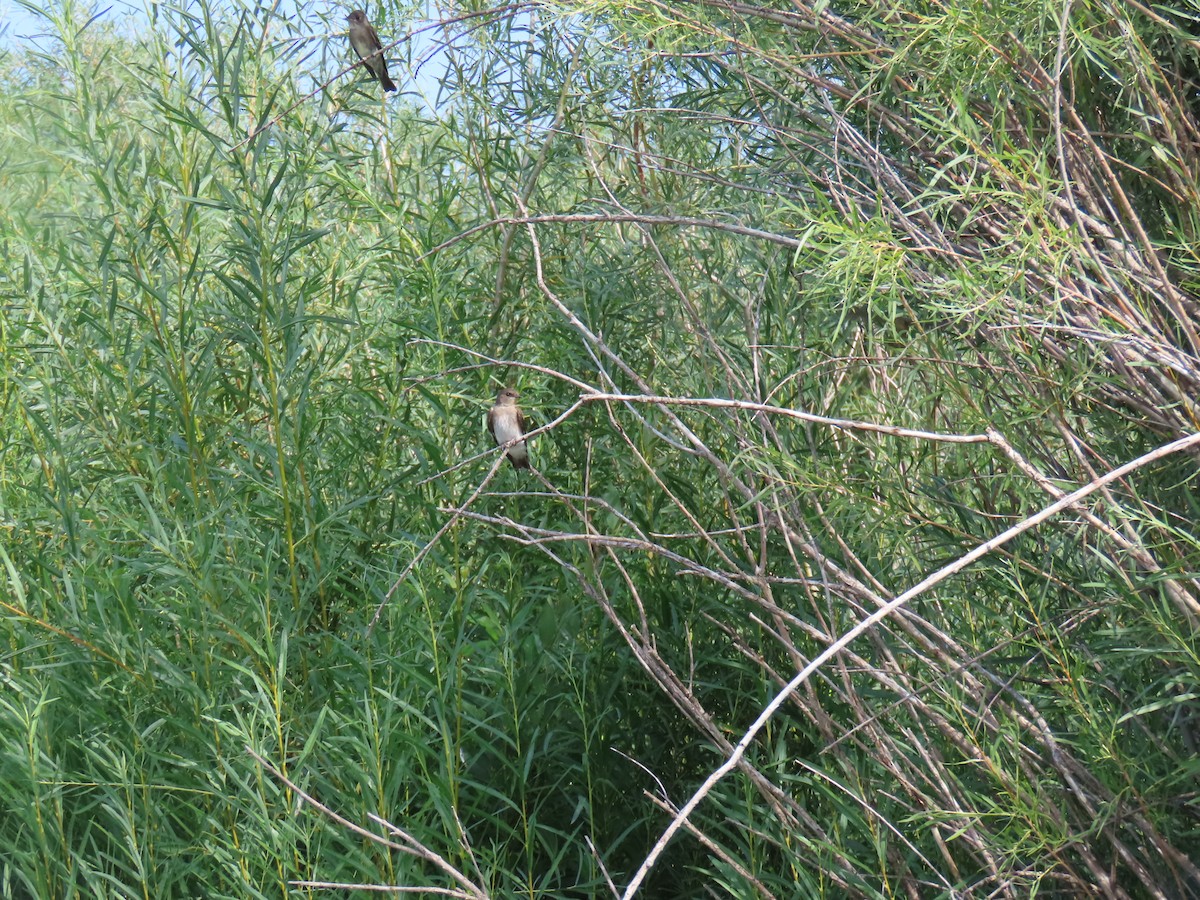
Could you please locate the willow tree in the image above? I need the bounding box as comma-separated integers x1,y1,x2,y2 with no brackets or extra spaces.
2,0,1198,896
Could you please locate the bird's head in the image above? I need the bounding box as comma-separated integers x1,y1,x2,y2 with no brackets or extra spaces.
347,9,366,24
497,388,520,404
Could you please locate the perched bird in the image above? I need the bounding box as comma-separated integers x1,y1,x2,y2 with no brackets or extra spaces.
346,9,397,93
487,388,530,470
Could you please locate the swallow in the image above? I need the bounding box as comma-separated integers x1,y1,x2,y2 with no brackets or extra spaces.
347,9,397,93
487,388,530,469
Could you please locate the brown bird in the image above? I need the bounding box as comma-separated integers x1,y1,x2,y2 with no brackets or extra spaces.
346,9,397,93
487,388,530,470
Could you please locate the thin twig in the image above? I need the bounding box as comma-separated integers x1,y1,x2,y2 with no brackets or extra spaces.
416,212,803,262
247,748,487,899
577,391,992,443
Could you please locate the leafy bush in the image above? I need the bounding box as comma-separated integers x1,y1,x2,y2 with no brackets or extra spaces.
1,0,1198,896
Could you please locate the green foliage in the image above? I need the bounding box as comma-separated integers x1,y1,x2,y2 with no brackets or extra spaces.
2,0,1199,896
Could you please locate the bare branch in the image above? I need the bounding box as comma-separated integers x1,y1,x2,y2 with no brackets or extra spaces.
622,430,1200,898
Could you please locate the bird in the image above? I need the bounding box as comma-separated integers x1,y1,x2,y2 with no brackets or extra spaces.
487,388,530,470
346,9,397,93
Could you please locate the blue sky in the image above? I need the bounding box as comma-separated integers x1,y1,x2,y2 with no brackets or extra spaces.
1,0,51,41
0,0,453,108
1,0,139,45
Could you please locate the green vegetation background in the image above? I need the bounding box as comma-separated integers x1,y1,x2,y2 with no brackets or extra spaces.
1,0,1198,896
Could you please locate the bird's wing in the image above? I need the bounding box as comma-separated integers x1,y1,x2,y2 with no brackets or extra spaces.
486,407,497,441
368,23,383,52
517,410,528,436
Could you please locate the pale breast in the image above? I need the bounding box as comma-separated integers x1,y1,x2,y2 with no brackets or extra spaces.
491,411,524,446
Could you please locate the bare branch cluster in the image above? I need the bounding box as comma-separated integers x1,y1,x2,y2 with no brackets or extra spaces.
408,1,1200,892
